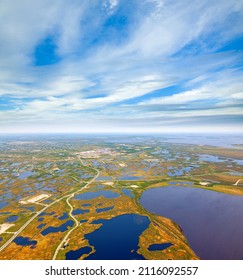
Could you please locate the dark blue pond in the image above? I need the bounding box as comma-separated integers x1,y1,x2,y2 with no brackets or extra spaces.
38,217,44,222
74,190,120,200
72,208,89,215
148,243,173,251
41,220,74,236
82,203,91,207
85,214,150,260
13,236,37,248
140,186,243,260
5,215,19,222
39,211,55,217
59,212,69,220
66,246,92,260
96,206,114,213
37,223,46,229
80,219,88,223
0,237,3,242
23,206,35,212
122,189,134,198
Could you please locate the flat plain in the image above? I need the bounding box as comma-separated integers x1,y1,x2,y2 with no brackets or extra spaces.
0,134,242,260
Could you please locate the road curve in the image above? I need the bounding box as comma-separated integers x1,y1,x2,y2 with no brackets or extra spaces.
234,179,243,186
0,157,99,256
52,162,99,260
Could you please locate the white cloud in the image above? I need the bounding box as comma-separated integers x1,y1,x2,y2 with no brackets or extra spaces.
11,74,172,114
120,0,243,57
141,75,243,106
0,0,243,133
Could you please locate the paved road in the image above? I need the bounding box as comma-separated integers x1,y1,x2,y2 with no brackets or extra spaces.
0,157,99,255
0,194,69,253
52,159,99,259
234,179,243,186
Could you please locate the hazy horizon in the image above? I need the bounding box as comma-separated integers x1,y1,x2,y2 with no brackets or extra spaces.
0,131,243,136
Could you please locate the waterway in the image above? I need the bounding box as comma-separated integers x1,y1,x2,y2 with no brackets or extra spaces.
140,186,243,259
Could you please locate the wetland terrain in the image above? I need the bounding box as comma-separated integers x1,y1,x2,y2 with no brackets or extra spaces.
0,134,242,260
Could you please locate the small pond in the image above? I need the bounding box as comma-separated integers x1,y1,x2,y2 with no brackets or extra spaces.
13,236,37,248
96,206,114,213
5,215,19,223
41,220,74,236
72,208,89,215
148,243,173,251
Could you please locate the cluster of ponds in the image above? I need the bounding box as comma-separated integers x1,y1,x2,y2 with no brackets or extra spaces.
198,154,243,165
74,190,120,200
1,146,242,261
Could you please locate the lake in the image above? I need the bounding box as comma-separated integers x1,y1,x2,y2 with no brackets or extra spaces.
140,186,243,260
84,214,150,259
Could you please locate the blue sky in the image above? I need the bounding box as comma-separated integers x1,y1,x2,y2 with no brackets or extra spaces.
0,0,243,133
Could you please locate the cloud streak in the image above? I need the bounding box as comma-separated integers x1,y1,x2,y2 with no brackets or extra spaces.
0,0,243,133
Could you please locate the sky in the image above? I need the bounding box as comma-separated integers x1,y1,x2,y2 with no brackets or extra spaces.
0,0,243,134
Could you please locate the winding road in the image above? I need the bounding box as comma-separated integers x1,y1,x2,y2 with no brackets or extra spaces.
52,158,99,259
234,179,243,186
0,157,99,257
